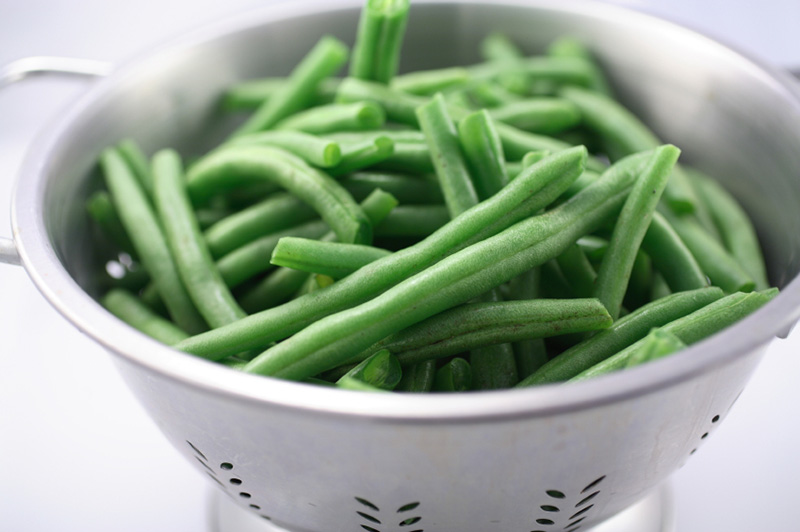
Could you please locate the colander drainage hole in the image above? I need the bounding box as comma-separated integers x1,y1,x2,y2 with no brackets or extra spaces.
221,462,233,470
230,478,242,485
355,497,423,531
530,476,604,531
186,441,207,461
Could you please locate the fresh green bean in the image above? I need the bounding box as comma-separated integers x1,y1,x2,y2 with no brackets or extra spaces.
349,0,410,83
176,147,587,359
433,358,473,392
570,288,777,381
690,170,769,290
187,145,371,245
661,208,754,293
650,272,672,301
117,139,153,198
469,56,596,88
624,329,686,369
521,150,550,168
153,149,246,328
505,161,523,180
336,77,427,126
195,206,231,230
556,243,597,298
101,148,207,334
594,145,679,318
374,205,449,238
229,130,342,167
391,67,470,96
395,359,437,393
233,35,349,137
488,98,581,135
468,81,523,108
559,85,698,213
469,290,519,390
417,93,480,218
373,142,434,173
221,77,340,111
517,287,724,386
336,349,401,391
371,299,612,367
217,220,329,288
274,101,386,134
547,36,612,96
271,238,392,279
493,121,605,172
480,32,530,95
457,110,508,200
86,191,137,256
238,189,398,313
539,260,576,299
328,136,394,176
340,172,443,204
204,193,317,259
326,129,424,144
102,288,189,345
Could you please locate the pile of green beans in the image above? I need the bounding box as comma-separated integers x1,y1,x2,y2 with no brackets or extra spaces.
89,0,776,394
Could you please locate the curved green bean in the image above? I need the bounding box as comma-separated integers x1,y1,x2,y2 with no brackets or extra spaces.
457,109,508,200
340,172,443,204
517,287,724,386
489,98,581,135
230,130,342,167
328,136,394,176
186,145,371,245
336,349,401,391
624,329,686,369
274,101,386,134
640,212,709,292
221,77,340,111
117,139,153,198
433,358,473,392
153,149,246,328
391,67,470,96
271,238,392,279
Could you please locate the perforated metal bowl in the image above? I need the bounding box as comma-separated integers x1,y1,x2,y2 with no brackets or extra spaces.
3,1,800,531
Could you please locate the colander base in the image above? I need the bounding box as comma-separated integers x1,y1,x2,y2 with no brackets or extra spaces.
207,484,675,532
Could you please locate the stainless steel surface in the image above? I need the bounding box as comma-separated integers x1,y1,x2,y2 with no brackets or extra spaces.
209,484,675,532
4,0,800,531
0,57,113,87
0,237,19,265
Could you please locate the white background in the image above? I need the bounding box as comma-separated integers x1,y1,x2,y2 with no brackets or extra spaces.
1,1,799,531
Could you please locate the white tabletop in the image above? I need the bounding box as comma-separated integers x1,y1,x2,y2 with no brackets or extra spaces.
1,1,799,531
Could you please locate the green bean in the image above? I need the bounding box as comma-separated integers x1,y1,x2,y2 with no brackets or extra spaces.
469,56,596,88
336,349,401,391
243,150,651,380
187,145,371,244
274,101,386,134
556,243,597,298
328,136,394,176
373,142,434,173
457,110,508,200
217,220,329,288
570,288,777,381
86,191,137,256
238,189,398,313
395,359,437,393
661,208,754,293
271,238,392,279
326,129,425,144
624,329,686,369
521,150,550,168
391,67,470,96
626,250,653,310
229,131,342,167
195,206,231,230
547,36,613,96
480,33,529,95
493,121,605,172
433,358,473,392
204,193,317,259
560,170,600,201
417,94,480,218
640,212,709,292
101,148,207,334
117,139,153,198
690,170,769,290
336,77,427,126
467,81,523,108
340,172,443,204
384,298,612,366
517,287,724,386
559,85,698,214
650,271,672,301
221,77,340,111
469,290,519,390
102,288,189,345
233,36,349,137
507,268,549,378
153,149,245,328
539,260,576,299
374,205,449,238
176,147,587,359
594,145,679,318
349,0,410,83
488,98,581,135
505,161,523,180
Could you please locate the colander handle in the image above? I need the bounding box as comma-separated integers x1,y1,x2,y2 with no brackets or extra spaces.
0,56,114,266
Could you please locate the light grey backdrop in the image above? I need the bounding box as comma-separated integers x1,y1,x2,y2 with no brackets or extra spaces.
1,1,798,531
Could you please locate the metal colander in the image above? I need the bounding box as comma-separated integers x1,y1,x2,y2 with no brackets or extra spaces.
3,1,800,531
